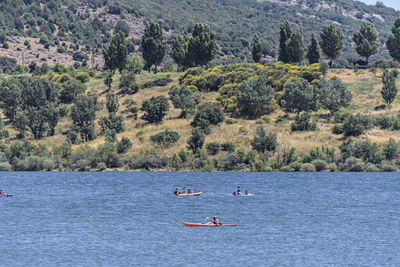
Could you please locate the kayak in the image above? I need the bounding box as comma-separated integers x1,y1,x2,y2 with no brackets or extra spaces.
182,222,237,227
0,194,12,197
172,192,202,196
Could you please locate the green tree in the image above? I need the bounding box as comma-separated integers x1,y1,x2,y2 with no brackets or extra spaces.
119,71,139,94
172,35,191,70
342,113,370,138
251,126,277,153
126,56,143,74
281,80,316,115
191,104,224,130
71,92,98,142
141,20,166,73
237,76,275,118
307,33,321,64
381,69,398,109
140,96,170,123
104,71,113,91
168,85,196,118
320,24,344,66
316,78,352,116
187,128,205,153
12,112,28,138
0,82,21,121
383,138,399,161
287,30,305,63
278,21,292,63
103,32,128,74
106,91,119,113
386,17,400,62
353,22,379,66
59,80,86,104
114,20,130,37
45,102,60,136
188,23,216,67
252,35,262,63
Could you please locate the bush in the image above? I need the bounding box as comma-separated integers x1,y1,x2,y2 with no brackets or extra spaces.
219,152,246,171
300,163,316,172
191,104,225,128
311,159,327,171
374,115,392,129
116,137,132,154
327,163,337,172
96,162,107,171
75,72,90,83
128,154,167,170
343,157,365,172
343,113,371,137
126,57,143,74
332,124,344,134
251,126,277,153
140,96,170,123
206,142,220,155
141,77,172,89
380,161,398,172
289,161,302,171
0,162,12,171
221,142,235,152
150,129,180,147
365,163,379,172
119,71,139,94
187,128,205,153
291,112,316,131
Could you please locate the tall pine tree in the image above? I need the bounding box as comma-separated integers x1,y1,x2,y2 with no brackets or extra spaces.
103,32,128,74
188,23,216,67
353,22,379,66
381,69,399,109
307,33,321,64
287,30,305,63
141,20,166,73
278,21,292,63
320,24,344,67
386,17,400,62
252,35,262,63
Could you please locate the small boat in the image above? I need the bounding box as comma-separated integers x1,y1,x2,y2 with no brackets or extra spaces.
0,194,12,197
172,192,202,196
182,222,237,227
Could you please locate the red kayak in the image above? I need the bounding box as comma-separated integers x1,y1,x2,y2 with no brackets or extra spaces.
182,222,237,227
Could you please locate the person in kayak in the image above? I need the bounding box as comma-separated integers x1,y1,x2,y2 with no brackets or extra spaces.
0,189,6,195
245,189,249,195
236,186,242,195
187,188,192,194
212,216,221,225
173,188,180,195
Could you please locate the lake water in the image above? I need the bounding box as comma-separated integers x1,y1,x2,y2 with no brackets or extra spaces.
1,172,400,266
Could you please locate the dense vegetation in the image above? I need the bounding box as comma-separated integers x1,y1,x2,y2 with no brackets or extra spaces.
1,0,400,66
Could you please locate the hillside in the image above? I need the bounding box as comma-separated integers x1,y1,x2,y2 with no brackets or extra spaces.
0,0,399,67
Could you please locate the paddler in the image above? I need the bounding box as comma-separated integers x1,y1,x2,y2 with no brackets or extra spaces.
212,216,221,225
187,188,192,194
173,188,179,195
245,189,249,195
236,186,242,195
0,189,6,195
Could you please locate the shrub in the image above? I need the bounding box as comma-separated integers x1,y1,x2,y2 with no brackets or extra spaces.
289,161,302,171
332,124,344,134
191,104,224,128
343,157,365,172
327,163,337,172
221,142,235,152
380,161,397,172
374,115,392,129
365,163,379,172
300,163,316,172
251,126,277,153
280,165,291,172
219,152,246,171
150,130,180,147
0,162,12,171
311,159,327,172
291,112,316,131
59,80,87,103
119,71,139,94
96,162,107,171
75,72,90,83
141,96,170,123
116,137,132,154
128,154,167,170
206,142,220,155
141,77,172,89
343,113,371,137
187,128,205,153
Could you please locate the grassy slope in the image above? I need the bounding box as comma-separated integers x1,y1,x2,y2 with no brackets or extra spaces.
2,68,400,161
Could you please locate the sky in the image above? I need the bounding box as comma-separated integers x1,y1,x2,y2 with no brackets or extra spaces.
358,0,400,10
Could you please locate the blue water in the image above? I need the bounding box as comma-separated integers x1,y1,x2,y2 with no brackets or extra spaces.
1,172,400,266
